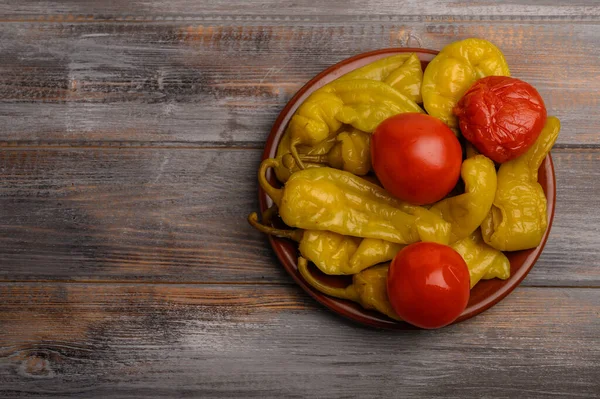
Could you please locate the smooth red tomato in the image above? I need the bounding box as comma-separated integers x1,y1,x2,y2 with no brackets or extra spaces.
387,242,470,329
371,113,462,205
454,76,547,163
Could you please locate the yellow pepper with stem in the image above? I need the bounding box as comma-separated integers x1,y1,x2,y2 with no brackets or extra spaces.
276,54,424,179
296,128,372,176
287,91,345,156
248,212,404,275
287,79,422,169
298,257,400,321
273,131,337,183
259,159,451,245
481,116,561,251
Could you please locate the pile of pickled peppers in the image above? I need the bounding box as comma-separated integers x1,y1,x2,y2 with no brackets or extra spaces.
248,38,560,321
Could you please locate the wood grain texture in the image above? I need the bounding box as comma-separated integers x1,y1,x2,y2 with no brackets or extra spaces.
0,3,599,397
0,148,283,283
0,20,598,146
1,283,598,398
1,1,599,18
0,147,597,286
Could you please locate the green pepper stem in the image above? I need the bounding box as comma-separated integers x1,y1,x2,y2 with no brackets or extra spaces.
247,212,304,242
281,153,296,170
258,158,283,205
261,204,279,225
290,137,306,170
297,154,329,164
297,257,360,302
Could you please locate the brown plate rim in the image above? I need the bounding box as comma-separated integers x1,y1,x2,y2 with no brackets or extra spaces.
258,47,557,330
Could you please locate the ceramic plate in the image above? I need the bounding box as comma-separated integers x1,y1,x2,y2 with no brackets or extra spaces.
258,48,556,329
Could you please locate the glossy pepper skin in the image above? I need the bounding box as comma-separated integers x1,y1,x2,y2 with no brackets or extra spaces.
422,38,510,129
328,79,423,132
349,238,403,271
383,53,424,103
273,130,335,183
298,129,372,176
287,91,345,165
287,79,423,169
276,54,423,179
430,154,497,243
481,116,561,251
337,53,423,104
259,159,451,245
248,212,404,275
298,257,400,320
451,229,510,288
338,53,413,82
454,76,547,163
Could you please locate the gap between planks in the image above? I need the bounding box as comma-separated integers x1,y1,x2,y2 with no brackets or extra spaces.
0,143,598,151
0,279,291,285
0,279,597,289
0,14,599,24
0,143,265,151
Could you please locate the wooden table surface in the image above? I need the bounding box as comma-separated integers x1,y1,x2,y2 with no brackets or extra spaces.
1,1,599,397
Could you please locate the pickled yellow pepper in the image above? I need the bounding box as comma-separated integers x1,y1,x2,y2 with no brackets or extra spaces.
481,117,561,251
298,257,400,321
248,212,403,275
259,159,451,245
431,154,497,243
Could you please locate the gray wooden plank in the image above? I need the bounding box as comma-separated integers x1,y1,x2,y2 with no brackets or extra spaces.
0,283,598,398
0,147,284,283
0,147,597,286
0,20,598,146
0,1,599,18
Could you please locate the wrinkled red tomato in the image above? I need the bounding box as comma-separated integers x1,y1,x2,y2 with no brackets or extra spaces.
387,242,470,329
454,76,547,163
371,113,462,205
